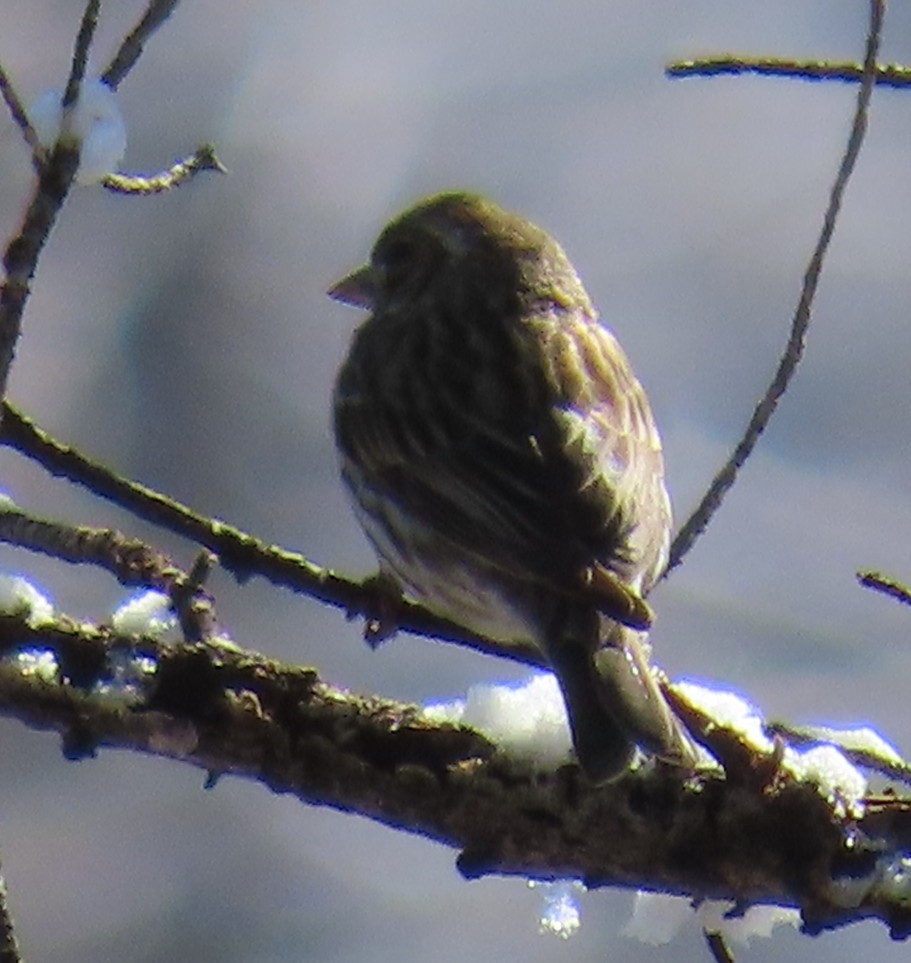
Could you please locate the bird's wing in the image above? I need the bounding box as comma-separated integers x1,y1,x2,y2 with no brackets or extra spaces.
533,310,672,594
334,309,669,619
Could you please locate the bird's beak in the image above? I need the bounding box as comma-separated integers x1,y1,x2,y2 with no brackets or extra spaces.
327,264,376,310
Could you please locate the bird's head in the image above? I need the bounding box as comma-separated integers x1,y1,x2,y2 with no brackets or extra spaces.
328,192,592,320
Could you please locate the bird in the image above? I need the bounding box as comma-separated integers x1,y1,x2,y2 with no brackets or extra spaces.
329,191,698,781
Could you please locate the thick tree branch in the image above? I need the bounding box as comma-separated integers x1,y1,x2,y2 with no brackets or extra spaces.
0,611,910,938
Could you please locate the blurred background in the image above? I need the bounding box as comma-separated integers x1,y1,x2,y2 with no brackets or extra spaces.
1,1,910,960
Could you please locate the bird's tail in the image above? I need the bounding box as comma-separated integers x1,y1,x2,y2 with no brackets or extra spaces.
549,642,638,781
592,622,700,769
548,621,699,783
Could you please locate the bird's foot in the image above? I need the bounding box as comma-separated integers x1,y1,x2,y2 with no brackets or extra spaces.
585,565,653,631
356,572,404,649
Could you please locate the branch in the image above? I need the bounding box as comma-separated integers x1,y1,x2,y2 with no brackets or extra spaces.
0,401,545,668
0,503,221,644
0,857,21,963
170,550,218,643
667,56,911,88
0,0,106,402
101,144,227,195
60,0,100,116
0,611,910,938
704,930,735,963
857,570,911,609
0,504,186,591
664,0,885,575
766,720,911,786
0,63,43,166
101,0,184,91
0,0,192,407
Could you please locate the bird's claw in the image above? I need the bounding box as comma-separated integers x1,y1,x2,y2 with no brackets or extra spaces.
357,572,404,649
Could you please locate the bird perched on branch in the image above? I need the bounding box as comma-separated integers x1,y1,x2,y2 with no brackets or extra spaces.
330,191,697,781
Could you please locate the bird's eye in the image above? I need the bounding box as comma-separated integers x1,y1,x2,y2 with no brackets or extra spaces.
380,238,418,286
376,236,431,301
382,238,416,267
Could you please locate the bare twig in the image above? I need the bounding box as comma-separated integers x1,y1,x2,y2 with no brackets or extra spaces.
0,0,109,403
0,502,222,646
665,0,885,575
668,56,911,88
0,504,189,592
704,930,735,963
0,62,44,165
102,144,226,195
101,0,183,91
0,1,215,410
0,859,21,963
61,0,101,116
0,143,80,400
169,550,218,643
767,719,911,786
857,570,911,609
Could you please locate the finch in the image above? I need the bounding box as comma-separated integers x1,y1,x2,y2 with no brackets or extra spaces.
330,191,697,781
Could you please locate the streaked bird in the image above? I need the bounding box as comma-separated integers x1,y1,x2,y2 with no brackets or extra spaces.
330,191,697,781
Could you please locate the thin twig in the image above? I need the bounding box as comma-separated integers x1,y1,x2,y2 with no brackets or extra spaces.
169,550,218,643
0,62,45,166
0,860,21,963
0,0,109,403
102,144,226,195
668,56,911,87
665,0,885,576
0,402,543,667
704,930,735,963
767,720,911,786
0,503,222,645
0,142,80,401
101,0,183,91
0,504,187,592
61,0,101,116
857,570,911,609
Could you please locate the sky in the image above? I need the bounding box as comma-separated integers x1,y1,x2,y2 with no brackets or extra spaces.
1,1,911,960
